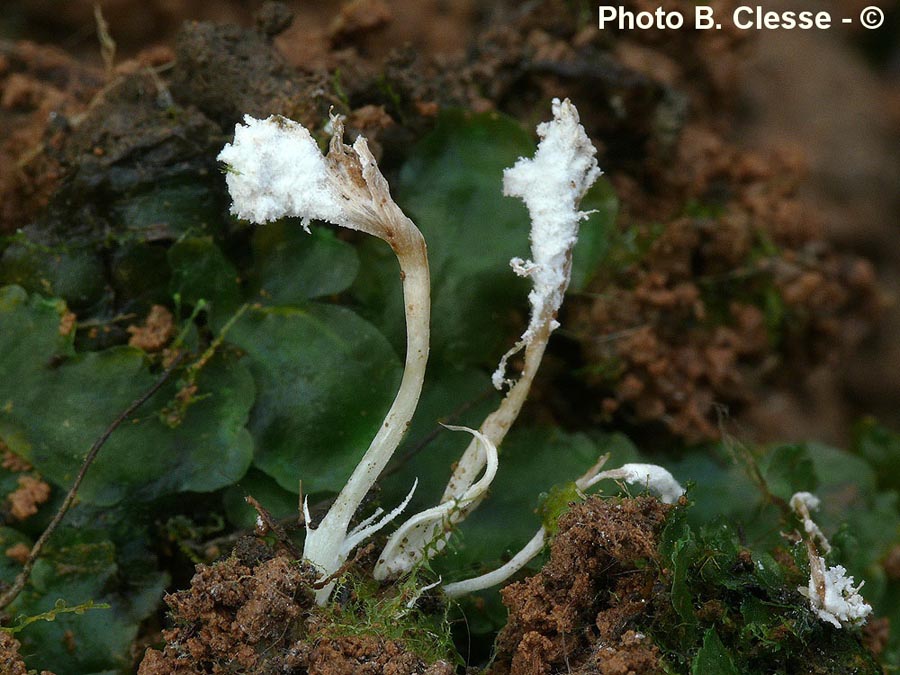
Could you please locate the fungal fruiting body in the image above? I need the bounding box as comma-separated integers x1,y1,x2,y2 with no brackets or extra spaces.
220,114,430,603
790,491,872,628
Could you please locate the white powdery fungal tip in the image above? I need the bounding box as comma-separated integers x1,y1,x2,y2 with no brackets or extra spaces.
615,463,685,504
217,115,343,228
789,491,831,554
800,558,872,628
493,98,601,389
620,464,684,504
790,491,821,513
581,462,684,504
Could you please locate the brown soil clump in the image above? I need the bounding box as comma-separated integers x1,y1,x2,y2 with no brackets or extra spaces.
139,545,453,674
0,631,55,675
139,552,312,673
572,135,881,443
127,304,175,352
0,40,103,234
6,474,51,521
490,496,671,675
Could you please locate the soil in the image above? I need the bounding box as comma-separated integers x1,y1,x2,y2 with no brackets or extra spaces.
126,304,175,352
490,496,671,675
138,539,454,674
0,631,42,675
0,40,103,234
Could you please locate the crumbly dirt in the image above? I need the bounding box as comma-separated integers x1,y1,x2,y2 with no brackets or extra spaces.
138,542,454,674
1,450,32,474
0,630,56,675
127,304,175,352
0,40,103,234
489,496,671,675
5,542,30,565
7,475,51,521
0,632,30,675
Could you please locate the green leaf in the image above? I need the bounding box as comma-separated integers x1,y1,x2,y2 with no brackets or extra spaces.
0,235,106,312
109,242,172,313
354,109,616,367
108,178,222,242
0,285,255,505
571,177,618,290
852,417,900,493
666,518,698,629
2,519,166,674
250,222,360,303
760,444,816,501
227,302,401,495
666,450,760,527
167,236,240,321
692,628,740,675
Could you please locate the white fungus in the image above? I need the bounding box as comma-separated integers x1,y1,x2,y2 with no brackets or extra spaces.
492,97,602,388
584,462,685,505
789,491,871,627
790,491,831,553
800,558,872,628
217,115,343,228
220,112,431,605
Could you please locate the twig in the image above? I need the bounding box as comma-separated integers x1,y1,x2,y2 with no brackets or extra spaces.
245,495,302,559
0,354,185,611
93,4,116,78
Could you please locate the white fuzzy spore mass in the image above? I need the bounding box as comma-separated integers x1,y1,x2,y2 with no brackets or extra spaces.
803,559,873,628
217,115,343,228
493,98,601,388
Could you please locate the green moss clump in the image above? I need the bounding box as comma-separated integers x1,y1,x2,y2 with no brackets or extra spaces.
651,506,882,675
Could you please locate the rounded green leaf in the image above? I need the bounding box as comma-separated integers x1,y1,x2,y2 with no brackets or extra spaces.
228,303,401,494
250,222,360,304
0,285,255,505
167,235,241,323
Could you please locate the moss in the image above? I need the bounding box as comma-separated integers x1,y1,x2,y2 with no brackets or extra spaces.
650,507,882,675
318,570,459,667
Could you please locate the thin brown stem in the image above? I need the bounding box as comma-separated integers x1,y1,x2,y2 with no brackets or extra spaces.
0,354,185,612
245,495,301,559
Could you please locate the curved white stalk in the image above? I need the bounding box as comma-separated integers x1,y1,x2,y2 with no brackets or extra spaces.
443,528,545,598
304,244,429,603
442,459,683,595
219,113,430,604
374,426,499,580
375,99,601,581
